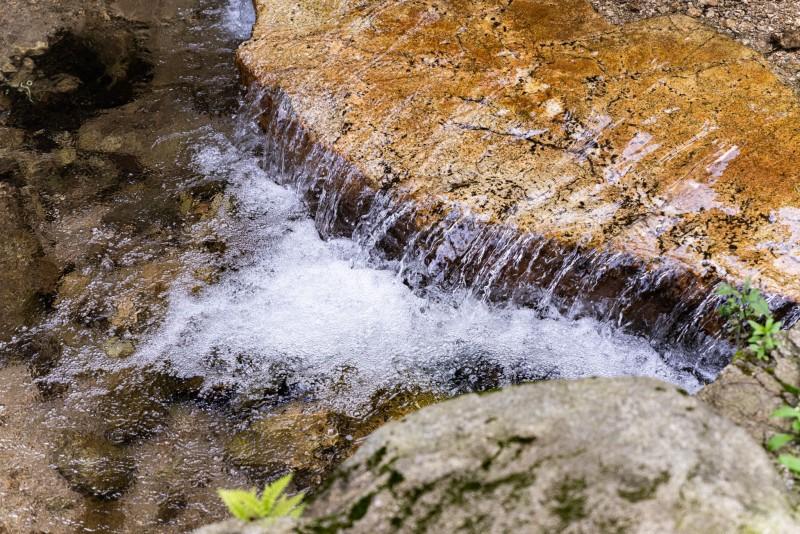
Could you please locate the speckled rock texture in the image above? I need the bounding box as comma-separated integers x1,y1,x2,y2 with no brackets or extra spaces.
700,324,800,444
590,0,800,92
196,377,800,533
237,0,800,316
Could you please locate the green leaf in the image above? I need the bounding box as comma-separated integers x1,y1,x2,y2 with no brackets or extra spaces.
747,320,764,334
767,433,794,451
271,492,305,518
779,454,800,474
218,475,305,521
782,383,800,396
749,294,770,318
716,283,738,296
260,474,293,513
771,406,800,420
218,489,263,521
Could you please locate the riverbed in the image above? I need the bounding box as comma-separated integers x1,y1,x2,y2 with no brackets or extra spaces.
0,0,729,531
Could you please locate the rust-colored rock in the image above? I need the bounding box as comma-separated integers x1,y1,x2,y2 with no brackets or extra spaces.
238,0,800,319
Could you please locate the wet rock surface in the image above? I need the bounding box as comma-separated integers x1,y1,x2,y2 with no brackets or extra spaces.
53,432,136,500
3,0,800,532
225,390,442,488
225,403,348,484
198,378,800,533
699,324,800,450
0,180,59,342
590,0,800,91
0,0,253,531
238,0,800,340
1,1,457,529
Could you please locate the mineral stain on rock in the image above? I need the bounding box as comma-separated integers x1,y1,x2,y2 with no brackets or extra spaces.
237,0,800,312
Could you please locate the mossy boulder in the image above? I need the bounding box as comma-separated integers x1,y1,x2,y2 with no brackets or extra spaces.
200,378,800,533
699,324,800,456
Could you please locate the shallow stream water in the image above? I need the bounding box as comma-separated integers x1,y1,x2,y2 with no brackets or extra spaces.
0,0,729,531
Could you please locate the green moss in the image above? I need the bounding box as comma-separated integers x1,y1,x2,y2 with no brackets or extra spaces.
388,469,405,488
367,445,387,470
596,517,631,534
303,492,375,534
411,470,539,532
481,434,537,471
348,493,373,522
550,477,588,526
459,513,491,533
506,435,537,446
476,471,537,496
389,479,439,529
617,471,670,503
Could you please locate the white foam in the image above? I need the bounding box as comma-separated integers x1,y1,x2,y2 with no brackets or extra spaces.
133,123,702,410
132,0,703,408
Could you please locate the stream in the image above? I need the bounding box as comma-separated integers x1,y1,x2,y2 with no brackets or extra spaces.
0,0,728,531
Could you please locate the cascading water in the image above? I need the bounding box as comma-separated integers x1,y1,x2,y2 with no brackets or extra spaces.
132,81,712,405
0,0,749,531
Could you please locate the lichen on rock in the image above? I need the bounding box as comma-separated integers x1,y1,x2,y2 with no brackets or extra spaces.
198,377,800,533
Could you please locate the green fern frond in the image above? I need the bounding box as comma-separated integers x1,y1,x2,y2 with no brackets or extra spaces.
218,473,305,522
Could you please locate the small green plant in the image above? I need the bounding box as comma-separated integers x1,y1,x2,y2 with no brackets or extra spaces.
716,280,782,361
217,474,305,522
748,317,782,361
767,406,800,475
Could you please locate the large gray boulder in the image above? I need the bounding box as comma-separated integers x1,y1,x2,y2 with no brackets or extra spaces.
198,377,799,533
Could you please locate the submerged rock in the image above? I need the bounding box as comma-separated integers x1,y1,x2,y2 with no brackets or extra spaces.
200,378,800,533
94,366,204,445
225,389,442,488
225,403,347,486
0,182,59,342
0,0,255,531
53,432,136,500
238,0,800,336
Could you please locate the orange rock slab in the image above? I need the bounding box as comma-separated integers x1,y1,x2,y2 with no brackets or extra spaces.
238,0,800,303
